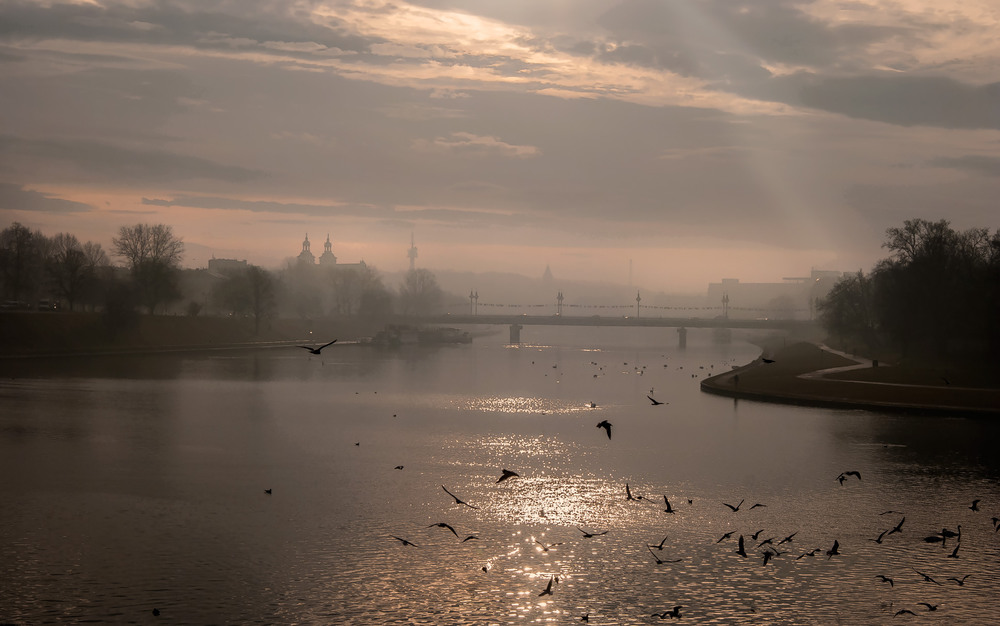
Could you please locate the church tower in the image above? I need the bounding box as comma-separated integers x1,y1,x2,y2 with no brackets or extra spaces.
319,234,338,266
297,234,315,265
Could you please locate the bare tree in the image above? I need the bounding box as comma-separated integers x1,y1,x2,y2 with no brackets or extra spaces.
0,222,46,303
46,233,89,311
398,268,443,316
111,223,184,314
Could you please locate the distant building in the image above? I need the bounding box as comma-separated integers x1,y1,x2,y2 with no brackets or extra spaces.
295,233,365,270
407,232,418,271
207,258,248,276
706,269,842,320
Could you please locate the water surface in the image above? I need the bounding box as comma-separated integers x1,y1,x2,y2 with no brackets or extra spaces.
2,326,998,624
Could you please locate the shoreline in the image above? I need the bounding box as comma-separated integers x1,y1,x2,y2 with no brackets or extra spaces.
700,342,1000,417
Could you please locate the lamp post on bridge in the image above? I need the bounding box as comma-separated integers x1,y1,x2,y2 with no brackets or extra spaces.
556,291,563,316
469,289,479,316
636,290,641,319
722,292,729,320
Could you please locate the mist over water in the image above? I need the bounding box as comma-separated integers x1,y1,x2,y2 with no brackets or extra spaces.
2,327,999,624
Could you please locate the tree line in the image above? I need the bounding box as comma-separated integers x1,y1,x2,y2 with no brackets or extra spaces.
818,219,1000,363
1,222,445,333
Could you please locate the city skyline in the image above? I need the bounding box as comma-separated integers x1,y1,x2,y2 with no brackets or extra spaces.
2,1,998,292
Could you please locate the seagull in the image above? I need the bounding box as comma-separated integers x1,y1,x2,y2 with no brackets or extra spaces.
894,609,916,617
888,517,905,535
394,466,404,470
761,548,778,566
152,608,160,616
970,499,980,512
876,575,894,587
441,485,479,509
948,575,970,586
534,539,564,552
750,529,766,540
736,535,747,557
577,527,608,538
870,529,890,544
749,502,767,510
917,603,939,612
298,339,337,355
462,535,478,542
716,531,735,544
756,537,776,548
497,469,519,483
826,539,840,559
581,613,589,622
912,568,941,585
796,548,820,559
538,576,555,596
837,471,862,485
648,545,681,564
723,499,744,512
662,495,675,514
625,483,644,501
650,536,669,550
647,395,665,406
651,606,683,619
778,532,798,545
264,488,272,494
596,420,613,439
428,522,459,537
390,535,419,547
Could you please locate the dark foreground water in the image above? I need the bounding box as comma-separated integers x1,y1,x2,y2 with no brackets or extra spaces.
2,326,999,624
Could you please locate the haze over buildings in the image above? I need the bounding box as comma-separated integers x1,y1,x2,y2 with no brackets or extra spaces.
2,1,998,293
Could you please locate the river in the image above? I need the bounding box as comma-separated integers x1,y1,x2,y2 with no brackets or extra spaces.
1,326,998,624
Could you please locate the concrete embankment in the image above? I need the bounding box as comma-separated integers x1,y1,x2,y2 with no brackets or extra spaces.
700,341,1000,417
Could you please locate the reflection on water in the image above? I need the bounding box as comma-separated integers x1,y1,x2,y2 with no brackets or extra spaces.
2,327,1000,624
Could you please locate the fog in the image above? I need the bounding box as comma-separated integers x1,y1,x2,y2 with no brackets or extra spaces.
2,1,999,293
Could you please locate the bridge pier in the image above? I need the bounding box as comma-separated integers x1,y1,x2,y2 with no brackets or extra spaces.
509,323,522,344
677,327,687,349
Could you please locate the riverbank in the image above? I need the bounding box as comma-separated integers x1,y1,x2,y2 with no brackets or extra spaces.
0,312,384,358
701,341,1000,416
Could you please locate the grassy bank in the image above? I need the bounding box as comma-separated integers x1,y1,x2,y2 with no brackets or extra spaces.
0,311,384,357
701,341,1000,416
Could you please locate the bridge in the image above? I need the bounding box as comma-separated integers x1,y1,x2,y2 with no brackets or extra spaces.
412,314,818,346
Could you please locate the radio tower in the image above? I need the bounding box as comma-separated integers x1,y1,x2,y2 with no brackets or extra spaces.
407,232,418,271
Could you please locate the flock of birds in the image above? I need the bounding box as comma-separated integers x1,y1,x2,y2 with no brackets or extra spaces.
281,340,991,622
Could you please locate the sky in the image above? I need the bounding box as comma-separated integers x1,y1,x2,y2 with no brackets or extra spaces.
1,0,998,293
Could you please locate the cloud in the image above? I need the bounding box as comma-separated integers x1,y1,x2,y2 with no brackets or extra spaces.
412,132,540,158
0,182,94,213
929,155,1000,177
0,134,261,184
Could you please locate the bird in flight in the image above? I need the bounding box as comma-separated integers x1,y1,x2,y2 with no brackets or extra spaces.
534,539,564,552
876,575,894,587
596,420,613,439
870,529,890,544
390,535,419,547
497,469,519,483
538,576,555,596
894,609,916,617
650,536,669,550
462,535,478,542
761,357,776,364
913,568,942,585
264,488,272,495
716,531,734,544
749,502,767,510
298,339,337,355
662,495,675,514
723,499,745,512
625,483,644,501
394,466,404,470
647,395,666,406
750,529,766,540
778,532,798,545
648,546,682,564
577,527,608,538
970,499,980,512
761,548,778,566
826,539,840,559
441,485,479,509
888,517,905,535
948,575,970,586
917,603,939,611
428,522,459,537
837,471,862,485
736,535,747,557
